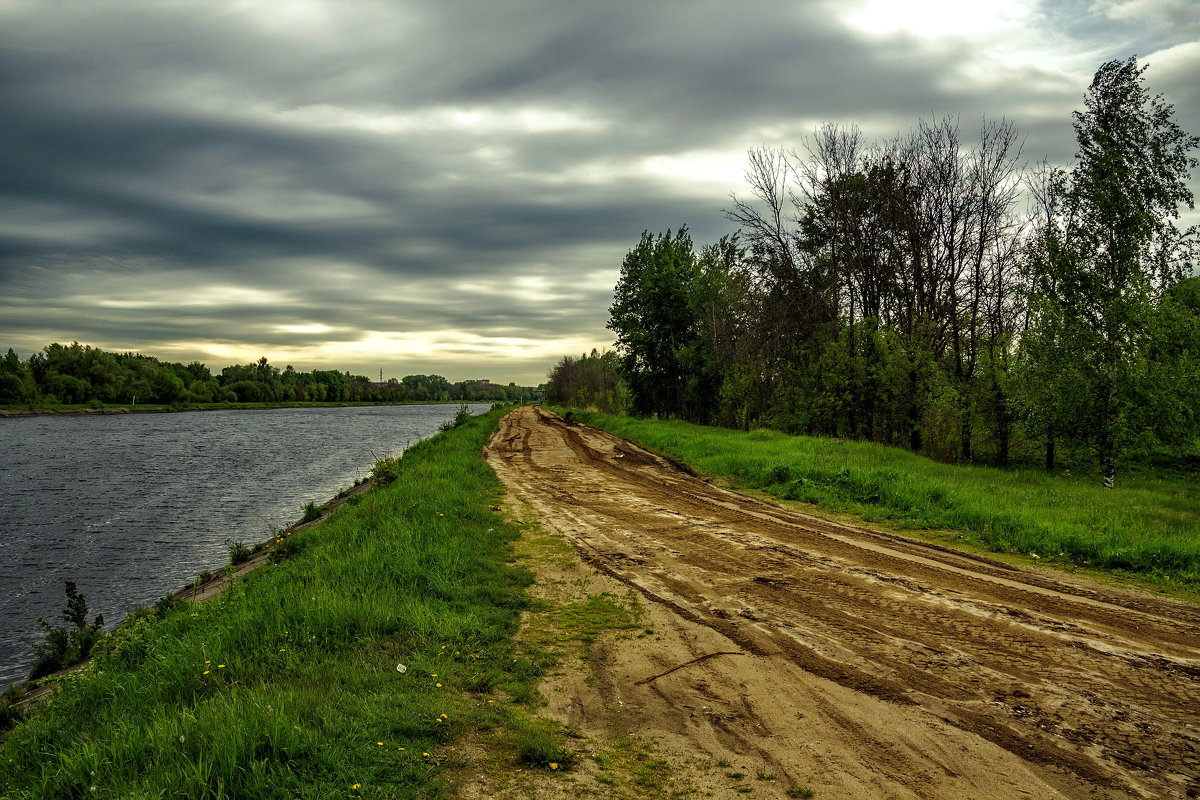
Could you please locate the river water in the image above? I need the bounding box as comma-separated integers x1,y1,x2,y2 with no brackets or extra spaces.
0,403,491,688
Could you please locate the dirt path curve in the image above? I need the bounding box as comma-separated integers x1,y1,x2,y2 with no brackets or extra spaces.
484,406,1200,800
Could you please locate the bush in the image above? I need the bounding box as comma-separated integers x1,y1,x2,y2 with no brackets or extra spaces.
439,404,473,431
301,501,321,522
28,581,104,679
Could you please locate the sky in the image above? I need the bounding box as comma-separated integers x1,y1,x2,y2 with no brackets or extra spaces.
2,0,1198,385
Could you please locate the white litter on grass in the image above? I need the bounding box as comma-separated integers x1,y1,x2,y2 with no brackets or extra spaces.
396,663,407,674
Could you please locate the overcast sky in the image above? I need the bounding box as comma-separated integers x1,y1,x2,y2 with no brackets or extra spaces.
2,0,1197,384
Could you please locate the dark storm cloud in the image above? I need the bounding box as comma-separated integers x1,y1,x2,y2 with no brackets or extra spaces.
2,0,1196,382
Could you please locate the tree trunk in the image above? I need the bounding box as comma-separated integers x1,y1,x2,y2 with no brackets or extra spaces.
1044,429,1056,472
959,396,972,462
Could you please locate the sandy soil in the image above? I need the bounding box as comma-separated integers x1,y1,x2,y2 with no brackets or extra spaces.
480,405,1200,800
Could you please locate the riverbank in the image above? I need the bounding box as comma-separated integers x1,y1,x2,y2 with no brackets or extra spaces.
0,407,576,798
0,400,495,418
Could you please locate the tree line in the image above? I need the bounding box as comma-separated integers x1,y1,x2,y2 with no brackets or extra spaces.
571,58,1200,485
0,342,536,406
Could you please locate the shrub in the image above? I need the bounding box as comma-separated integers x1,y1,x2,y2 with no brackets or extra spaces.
28,581,104,679
371,456,404,486
301,501,321,522
515,727,577,771
439,404,473,431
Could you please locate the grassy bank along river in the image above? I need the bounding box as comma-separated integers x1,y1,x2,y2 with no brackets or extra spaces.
563,409,1200,598
0,407,572,799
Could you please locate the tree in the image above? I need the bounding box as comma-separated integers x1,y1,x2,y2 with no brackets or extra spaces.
1021,57,1199,486
545,349,629,413
607,228,698,417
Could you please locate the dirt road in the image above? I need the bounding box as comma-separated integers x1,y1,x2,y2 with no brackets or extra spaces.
483,406,1200,799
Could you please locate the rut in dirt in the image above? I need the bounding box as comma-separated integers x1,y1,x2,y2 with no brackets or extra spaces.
486,406,1200,800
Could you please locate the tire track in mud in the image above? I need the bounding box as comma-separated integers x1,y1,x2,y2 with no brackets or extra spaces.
485,406,1200,799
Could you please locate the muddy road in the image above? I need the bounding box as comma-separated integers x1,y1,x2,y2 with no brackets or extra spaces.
484,406,1200,799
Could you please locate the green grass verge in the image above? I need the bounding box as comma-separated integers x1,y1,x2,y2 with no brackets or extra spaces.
0,408,556,799
564,410,1200,594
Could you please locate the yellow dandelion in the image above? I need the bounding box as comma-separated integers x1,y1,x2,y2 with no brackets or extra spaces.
397,747,405,751
202,670,210,675
423,752,430,757
377,742,384,746
430,673,437,677
204,660,211,664
352,784,360,790
435,683,442,688
550,762,559,770
217,664,225,669
440,714,447,719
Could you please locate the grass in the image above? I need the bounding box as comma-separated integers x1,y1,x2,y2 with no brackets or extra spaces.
0,408,559,799
564,410,1200,594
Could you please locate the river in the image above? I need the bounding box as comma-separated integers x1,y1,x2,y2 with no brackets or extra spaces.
0,403,492,687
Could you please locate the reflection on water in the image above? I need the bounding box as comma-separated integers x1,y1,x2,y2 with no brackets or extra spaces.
0,404,490,687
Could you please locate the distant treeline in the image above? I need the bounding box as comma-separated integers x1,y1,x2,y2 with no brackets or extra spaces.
0,343,537,406
550,58,1200,484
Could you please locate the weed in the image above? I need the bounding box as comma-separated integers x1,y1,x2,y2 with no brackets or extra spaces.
226,540,252,565
301,501,321,522
370,455,403,486
439,404,473,432
0,701,24,732
756,771,776,780
28,581,104,679
786,787,815,798
268,535,306,564
514,728,576,770
715,758,732,768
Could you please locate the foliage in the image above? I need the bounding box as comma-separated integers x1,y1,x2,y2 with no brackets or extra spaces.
0,344,538,407
600,59,1197,482
301,501,322,523
28,582,104,680
227,540,253,565
370,455,404,486
1020,57,1200,487
544,349,630,414
438,404,473,432
608,227,700,418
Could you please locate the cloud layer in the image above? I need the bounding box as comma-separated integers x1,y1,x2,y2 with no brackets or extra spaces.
2,0,1197,383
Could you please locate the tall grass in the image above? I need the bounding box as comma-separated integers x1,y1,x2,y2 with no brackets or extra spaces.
0,409,542,799
567,411,1200,593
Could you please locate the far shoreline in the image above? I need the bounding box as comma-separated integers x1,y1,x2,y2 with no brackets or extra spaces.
0,399,496,418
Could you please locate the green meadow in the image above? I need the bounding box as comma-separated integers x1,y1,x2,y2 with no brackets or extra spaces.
0,408,571,799
566,410,1200,595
